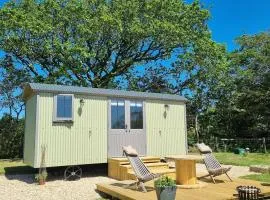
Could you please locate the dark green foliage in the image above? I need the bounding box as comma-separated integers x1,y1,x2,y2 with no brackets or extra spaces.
0,55,30,118
230,33,270,137
0,115,24,159
127,65,174,93
197,32,270,139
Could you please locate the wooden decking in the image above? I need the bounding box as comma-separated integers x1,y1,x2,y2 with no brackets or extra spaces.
97,174,270,200
108,157,174,180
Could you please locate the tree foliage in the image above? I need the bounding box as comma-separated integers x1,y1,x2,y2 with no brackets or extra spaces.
230,32,270,137
198,32,270,138
0,55,30,118
0,0,210,88
127,38,229,113
0,115,24,159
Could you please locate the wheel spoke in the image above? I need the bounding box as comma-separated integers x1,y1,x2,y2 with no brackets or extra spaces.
66,174,73,179
64,166,82,180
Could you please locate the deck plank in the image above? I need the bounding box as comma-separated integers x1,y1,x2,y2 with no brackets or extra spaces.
97,174,270,200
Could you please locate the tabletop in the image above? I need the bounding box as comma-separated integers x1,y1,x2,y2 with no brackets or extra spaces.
165,154,204,161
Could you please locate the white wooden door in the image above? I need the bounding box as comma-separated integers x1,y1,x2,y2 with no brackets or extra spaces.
108,99,146,157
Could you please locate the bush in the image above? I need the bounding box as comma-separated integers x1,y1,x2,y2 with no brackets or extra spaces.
0,115,24,159
154,176,176,188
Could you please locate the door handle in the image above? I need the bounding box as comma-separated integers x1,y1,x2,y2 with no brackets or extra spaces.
125,124,128,132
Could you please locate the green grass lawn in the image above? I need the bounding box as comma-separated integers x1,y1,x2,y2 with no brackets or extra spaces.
214,152,270,166
214,153,270,183
0,159,34,175
240,173,270,183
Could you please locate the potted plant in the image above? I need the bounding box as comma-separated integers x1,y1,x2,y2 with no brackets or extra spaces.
35,170,48,185
154,176,177,200
35,145,47,185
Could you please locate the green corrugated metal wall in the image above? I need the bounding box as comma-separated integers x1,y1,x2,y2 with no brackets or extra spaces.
35,93,107,168
145,100,187,157
23,95,37,166
24,92,187,168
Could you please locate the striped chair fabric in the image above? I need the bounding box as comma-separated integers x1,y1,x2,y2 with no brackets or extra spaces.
123,147,161,192
196,143,233,183
204,153,231,176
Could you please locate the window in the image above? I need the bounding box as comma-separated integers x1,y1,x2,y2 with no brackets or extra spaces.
54,94,74,121
111,100,125,129
130,101,143,129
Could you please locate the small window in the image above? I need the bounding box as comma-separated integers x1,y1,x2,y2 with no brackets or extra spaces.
111,100,125,129
130,101,143,129
54,94,74,122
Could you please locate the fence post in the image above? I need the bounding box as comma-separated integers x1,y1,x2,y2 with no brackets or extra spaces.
222,140,227,152
195,115,199,143
262,137,267,153
215,137,219,152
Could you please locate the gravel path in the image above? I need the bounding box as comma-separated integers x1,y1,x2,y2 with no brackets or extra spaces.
0,173,113,200
196,163,259,178
0,164,259,200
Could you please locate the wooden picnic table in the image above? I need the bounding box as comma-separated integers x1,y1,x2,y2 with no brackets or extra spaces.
165,155,206,188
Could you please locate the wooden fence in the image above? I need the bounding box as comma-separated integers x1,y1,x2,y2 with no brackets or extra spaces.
188,137,270,153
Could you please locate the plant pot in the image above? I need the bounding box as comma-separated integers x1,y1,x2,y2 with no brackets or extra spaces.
155,186,176,200
38,179,45,185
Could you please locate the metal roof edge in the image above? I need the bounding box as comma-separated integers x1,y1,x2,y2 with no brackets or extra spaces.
24,83,188,102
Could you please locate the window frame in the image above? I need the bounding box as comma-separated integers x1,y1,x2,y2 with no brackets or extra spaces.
130,101,144,130
53,94,74,122
110,99,126,129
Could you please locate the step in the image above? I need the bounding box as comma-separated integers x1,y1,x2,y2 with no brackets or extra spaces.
120,162,169,171
127,168,176,180
108,156,161,180
250,165,270,173
108,156,161,165
119,162,170,180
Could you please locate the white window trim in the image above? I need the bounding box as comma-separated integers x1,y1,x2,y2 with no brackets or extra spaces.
53,94,74,122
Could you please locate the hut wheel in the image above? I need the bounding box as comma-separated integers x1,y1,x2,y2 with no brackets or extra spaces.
64,166,82,181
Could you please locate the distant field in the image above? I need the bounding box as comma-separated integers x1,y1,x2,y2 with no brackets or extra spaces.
214,153,270,166
0,160,34,175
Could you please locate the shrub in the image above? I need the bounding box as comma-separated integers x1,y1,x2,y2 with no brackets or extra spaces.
0,115,24,159
154,176,176,188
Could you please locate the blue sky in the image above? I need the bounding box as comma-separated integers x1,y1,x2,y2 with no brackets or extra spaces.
198,0,270,51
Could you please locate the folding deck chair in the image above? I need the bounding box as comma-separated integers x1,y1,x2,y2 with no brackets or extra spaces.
122,145,161,192
196,143,233,184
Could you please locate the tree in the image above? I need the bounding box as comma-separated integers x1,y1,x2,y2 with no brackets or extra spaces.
0,0,210,88
127,36,229,114
0,54,30,119
197,32,270,138
127,65,174,93
229,32,270,137
0,114,24,159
